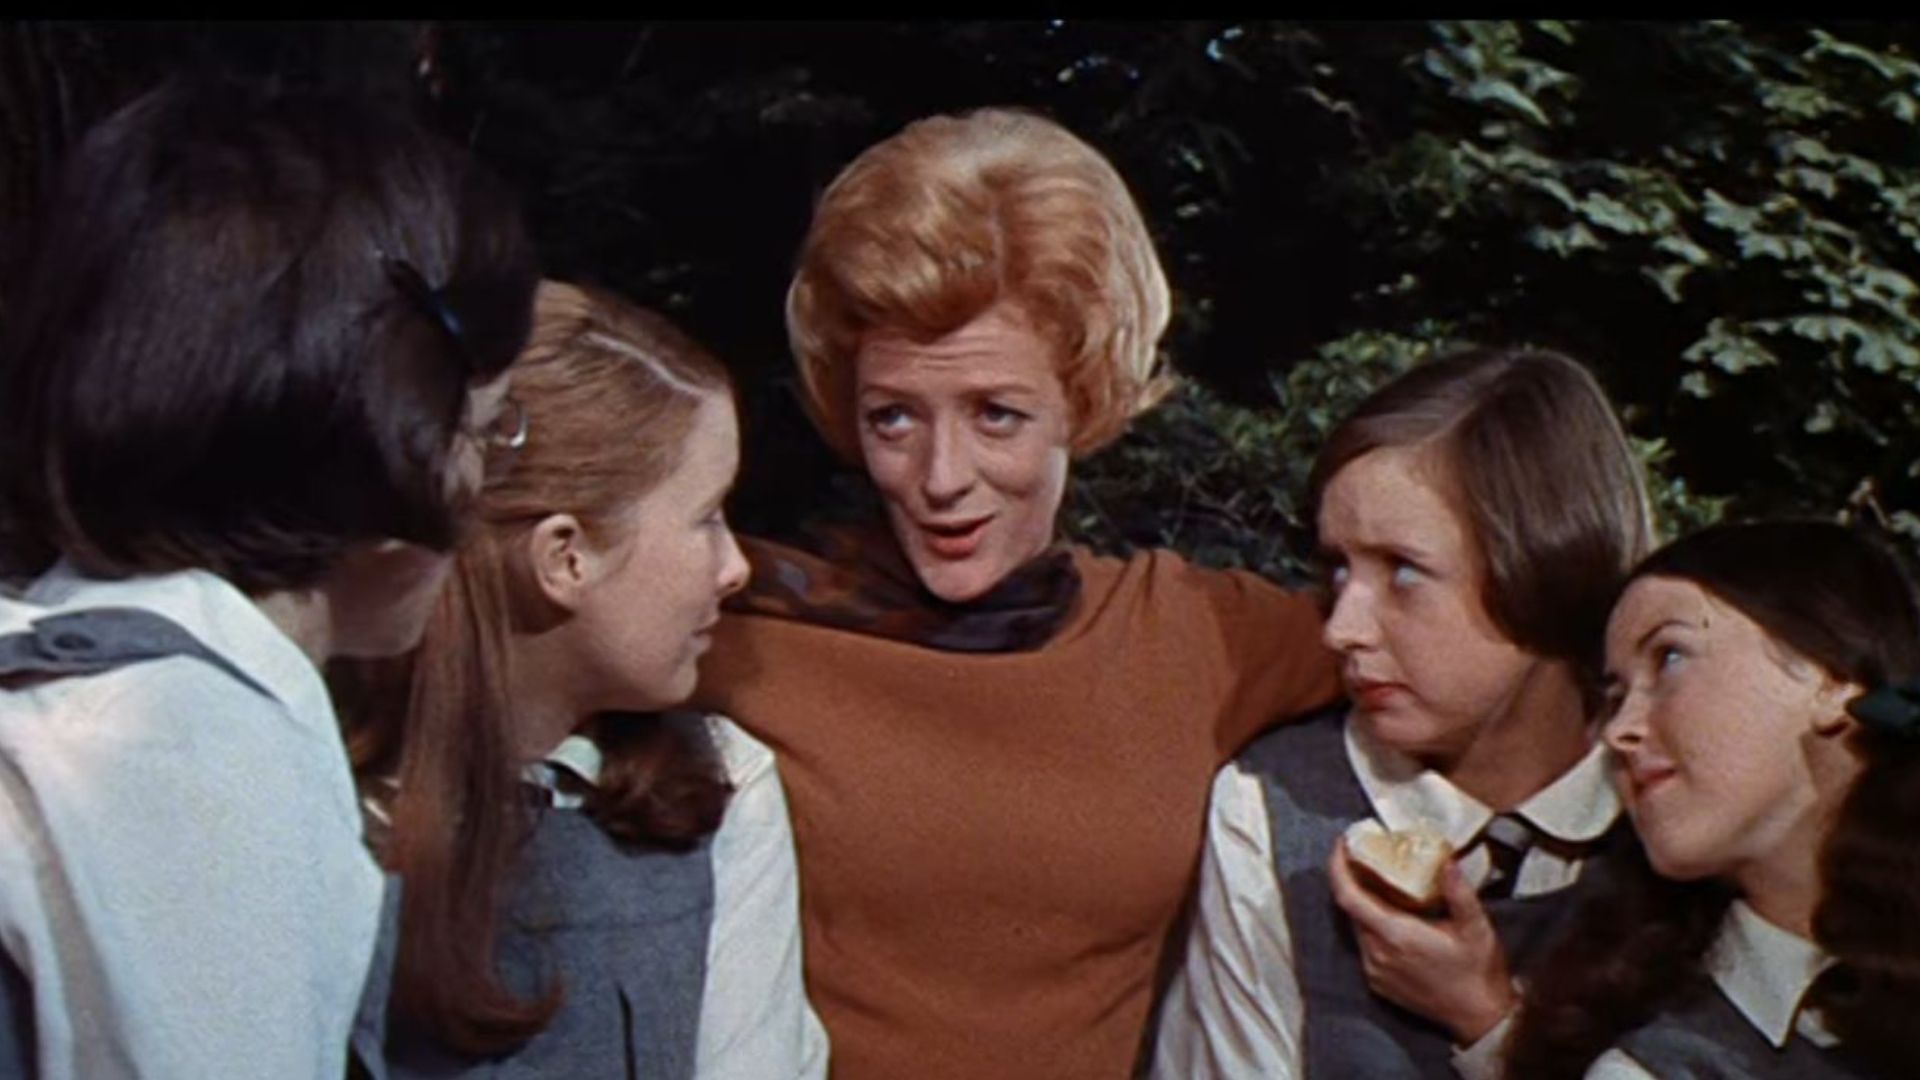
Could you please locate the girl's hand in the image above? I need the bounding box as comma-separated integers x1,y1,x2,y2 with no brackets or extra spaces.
1328,838,1518,1045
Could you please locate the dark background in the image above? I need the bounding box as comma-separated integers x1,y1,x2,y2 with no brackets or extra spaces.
7,21,1918,578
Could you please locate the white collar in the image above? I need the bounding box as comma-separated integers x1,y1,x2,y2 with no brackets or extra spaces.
23,562,329,724
523,733,605,809
1708,900,1837,1048
538,733,605,787
1344,720,1620,850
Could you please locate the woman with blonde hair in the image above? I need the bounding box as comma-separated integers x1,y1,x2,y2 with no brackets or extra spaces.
351,282,826,1078
695,107,1338,1078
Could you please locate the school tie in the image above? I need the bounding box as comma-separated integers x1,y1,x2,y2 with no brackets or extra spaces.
1478,812,1537,899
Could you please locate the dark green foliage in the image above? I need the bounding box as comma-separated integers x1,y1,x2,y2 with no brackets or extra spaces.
1322,21,1920,546
5,21,1914,569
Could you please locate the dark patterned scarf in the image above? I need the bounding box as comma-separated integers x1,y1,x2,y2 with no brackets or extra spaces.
726,521,1081,653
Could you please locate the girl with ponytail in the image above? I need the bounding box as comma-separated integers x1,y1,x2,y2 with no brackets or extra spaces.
350,282,827,1078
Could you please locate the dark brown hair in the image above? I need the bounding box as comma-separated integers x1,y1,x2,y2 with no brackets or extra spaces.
345,282,736,1054
1309,346,1653,672
1508,520,1920,1077
0,78,537,592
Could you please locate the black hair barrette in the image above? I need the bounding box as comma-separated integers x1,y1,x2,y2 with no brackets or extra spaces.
1847,676,1920,740
380,253,467,347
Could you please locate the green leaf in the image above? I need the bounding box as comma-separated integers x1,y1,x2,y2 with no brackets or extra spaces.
1654,233,1715,267
1578,191,1648,234
1466,77,1552,126
1643,263,1692,303
1684,319,1779,374
1781,166,1838,199
1526,221,1605,255
1852,328,1920,373
1807,29,1920,84
1702,189,1761,233
1836,154,1887,187
1855,264,1919,302
1774,135,1836,166
1533,20,1576,45
1787,313,1858,344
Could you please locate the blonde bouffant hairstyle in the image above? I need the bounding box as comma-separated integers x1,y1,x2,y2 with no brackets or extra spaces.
787,106,1174,460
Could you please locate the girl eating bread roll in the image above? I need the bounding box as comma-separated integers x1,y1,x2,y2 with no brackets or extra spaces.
1153,346,1653,1078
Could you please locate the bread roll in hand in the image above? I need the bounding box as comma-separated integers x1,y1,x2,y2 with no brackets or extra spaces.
1342,818,1454,913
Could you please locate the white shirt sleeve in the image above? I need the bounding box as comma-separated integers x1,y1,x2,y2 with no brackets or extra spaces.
695,716,828,1080
1584,1048,1659,1079
1150,762,1304,1080
1451,1007,1518,1080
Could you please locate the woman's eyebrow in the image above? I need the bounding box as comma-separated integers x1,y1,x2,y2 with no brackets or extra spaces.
1633,617,1693,652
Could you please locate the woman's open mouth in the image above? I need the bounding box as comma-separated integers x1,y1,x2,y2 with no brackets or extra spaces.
920,516,992,559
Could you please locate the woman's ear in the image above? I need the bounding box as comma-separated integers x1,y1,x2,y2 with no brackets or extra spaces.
525,513,593,612
1810,676,1865,738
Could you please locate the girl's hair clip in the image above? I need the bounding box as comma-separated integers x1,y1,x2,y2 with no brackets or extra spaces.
380,253,466,346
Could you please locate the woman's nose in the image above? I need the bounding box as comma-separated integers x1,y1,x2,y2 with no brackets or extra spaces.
920,419,978,505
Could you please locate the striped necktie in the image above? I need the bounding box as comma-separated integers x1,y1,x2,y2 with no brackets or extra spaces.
1479,812,1537,899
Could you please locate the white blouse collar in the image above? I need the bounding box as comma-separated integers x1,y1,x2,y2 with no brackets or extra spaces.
1344,720,1620,850
1708,900,1837,1048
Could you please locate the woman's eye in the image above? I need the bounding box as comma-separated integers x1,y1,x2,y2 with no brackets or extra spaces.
1389,561,1422,588
1655,644,1685,671
979,402,1027,432
865,404,912,436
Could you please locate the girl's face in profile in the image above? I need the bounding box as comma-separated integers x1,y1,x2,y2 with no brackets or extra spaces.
569,392,749,710
1316,445,1537,765
1602,576,1844,891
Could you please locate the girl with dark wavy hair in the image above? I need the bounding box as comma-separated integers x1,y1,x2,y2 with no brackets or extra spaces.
348,282,825,1078
1506,520,1920,1078
0,79,535,1078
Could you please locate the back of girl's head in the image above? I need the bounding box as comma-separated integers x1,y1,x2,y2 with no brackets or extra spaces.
355,281,733,1055
0,78,537,592
1309,346,1654,668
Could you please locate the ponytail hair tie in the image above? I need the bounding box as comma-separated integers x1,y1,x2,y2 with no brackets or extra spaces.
1847,676,1920,740
381,253,467,349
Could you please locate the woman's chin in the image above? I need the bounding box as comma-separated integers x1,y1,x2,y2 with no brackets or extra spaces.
910,553,1008,604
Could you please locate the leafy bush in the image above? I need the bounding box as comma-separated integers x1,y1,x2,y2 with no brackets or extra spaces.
5,21,1905,566
1335,20,1920,542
